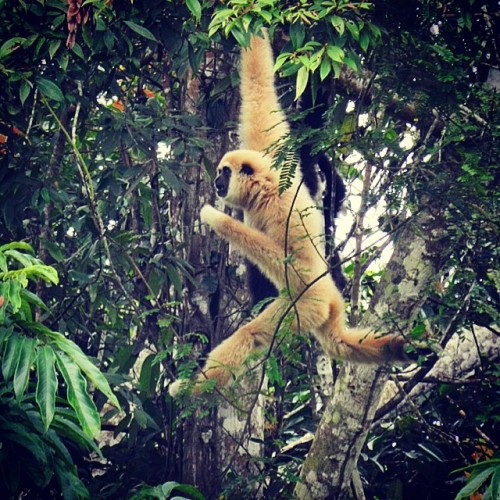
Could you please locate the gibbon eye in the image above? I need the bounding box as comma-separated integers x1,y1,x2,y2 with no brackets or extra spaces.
222,166,231,175
240,163,253,175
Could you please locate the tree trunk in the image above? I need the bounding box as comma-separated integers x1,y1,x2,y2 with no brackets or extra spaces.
295,207,451,499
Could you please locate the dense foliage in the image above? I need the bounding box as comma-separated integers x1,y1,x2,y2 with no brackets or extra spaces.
0,0,497,498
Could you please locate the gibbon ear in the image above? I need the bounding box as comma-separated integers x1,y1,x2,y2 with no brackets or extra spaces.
240,163,254,175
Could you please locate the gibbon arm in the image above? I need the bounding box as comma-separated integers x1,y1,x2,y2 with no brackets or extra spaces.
201,204,284,278
239,31,289,154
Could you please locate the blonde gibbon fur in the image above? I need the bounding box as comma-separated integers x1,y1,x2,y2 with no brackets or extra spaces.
169,31,406,398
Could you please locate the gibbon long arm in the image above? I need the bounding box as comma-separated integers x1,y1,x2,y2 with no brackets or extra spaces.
239,31,289,155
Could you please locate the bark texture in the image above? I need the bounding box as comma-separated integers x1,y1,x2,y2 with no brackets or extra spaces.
295,207,451,499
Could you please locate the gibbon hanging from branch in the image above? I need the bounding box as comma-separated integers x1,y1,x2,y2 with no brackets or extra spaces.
169,31,406,397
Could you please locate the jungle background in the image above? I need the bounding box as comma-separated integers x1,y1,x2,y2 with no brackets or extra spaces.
0,0,498,499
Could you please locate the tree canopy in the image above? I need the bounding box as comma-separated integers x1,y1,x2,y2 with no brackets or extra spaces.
0,1,498,498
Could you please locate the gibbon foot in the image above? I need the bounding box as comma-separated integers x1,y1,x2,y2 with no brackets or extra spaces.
169,364,237,398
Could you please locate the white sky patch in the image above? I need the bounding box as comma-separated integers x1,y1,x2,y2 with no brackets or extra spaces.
336,146,397,273
358,113,369,127
157,141,173,160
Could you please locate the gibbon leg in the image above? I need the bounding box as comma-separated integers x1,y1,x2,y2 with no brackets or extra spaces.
169,299,290,397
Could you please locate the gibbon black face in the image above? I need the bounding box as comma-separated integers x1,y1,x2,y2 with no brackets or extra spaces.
214,166,231,197
214,158,256,201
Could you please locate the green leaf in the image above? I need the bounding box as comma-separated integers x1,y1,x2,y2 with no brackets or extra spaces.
186,0,202,21
0,241,34,254
343,57,358,72
330,15,345,35
55,351,101,438
4,248,36,267
48,40,61,59
36,77,65,102
36,346,58,431
346,19,360,40
491,468,500,500
52,413,101,455
319,57,331,81
326,45,345,63
289,22,305,50
13,336,36,399
53,456,90,500
455,467,494,499
8,279,22,312
19,80,31,105
139,353,160,397
295,65,309,101
123,20,157,42
2,420,49,467
47,331,120,409
0,325,13,345
359,31,370,52
0,37,25,59
2,331,22,380
29,264,59,285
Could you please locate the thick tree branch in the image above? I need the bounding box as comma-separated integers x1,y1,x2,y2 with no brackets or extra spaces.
295,206,451,499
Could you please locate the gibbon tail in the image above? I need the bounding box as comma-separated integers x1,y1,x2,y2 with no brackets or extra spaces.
330,327,407,364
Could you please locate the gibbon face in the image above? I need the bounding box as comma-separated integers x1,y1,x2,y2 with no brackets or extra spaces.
213,150,278,208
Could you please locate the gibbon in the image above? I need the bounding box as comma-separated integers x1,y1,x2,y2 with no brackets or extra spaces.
169,32,406,397
241,31,346,306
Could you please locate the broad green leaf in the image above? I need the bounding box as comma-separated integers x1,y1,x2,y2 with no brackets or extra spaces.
53,456,90,500
343,57,358,72
13,336,36,399
289,22,305,50
320,57,331,81
186,0,202,21
359,31,370,52
2,420,49,466
36,77,65,102
455,467,494,499
55,351,101,438
490,468,500,500
0,241,34,253
36,346,58,430
0,37,25,59
330,15,345,35
346,19,360,40
20,288,48,311
295,65,309,101
170,483,206,500
2,331,22,380
139,353,160,397
28,264,59,285
48,331,120,408
52,413,101,455
8,279,22,312
48,40,61,59
4,248,36,267
326,45,345,63
0,325,13,345
19,80,31,105
123,20,157,42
